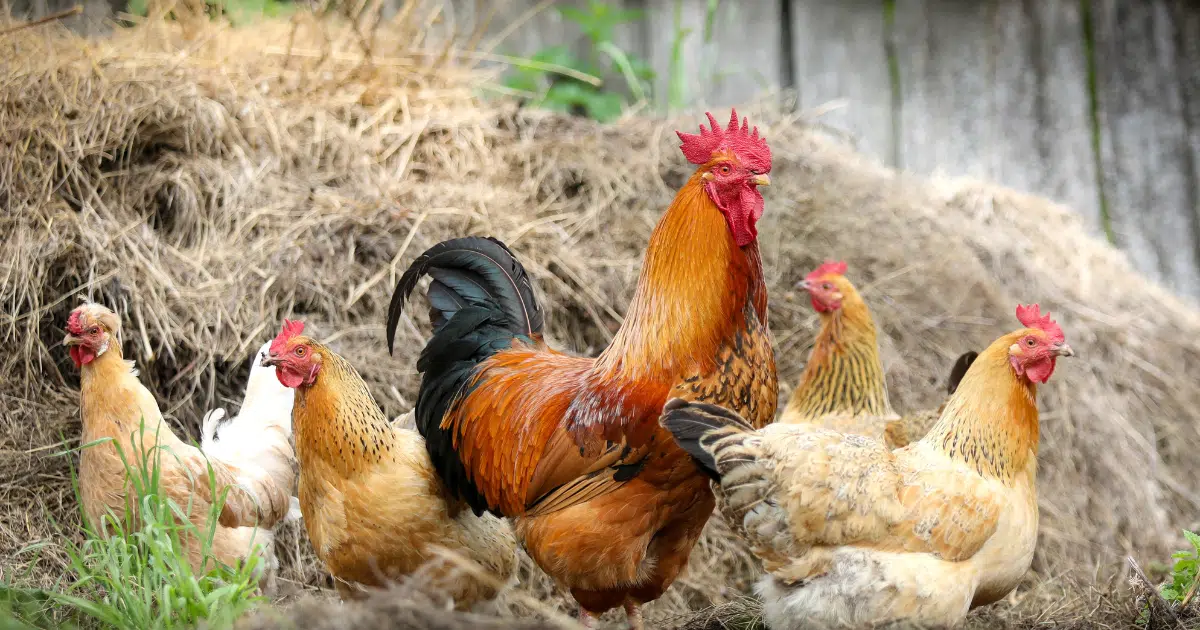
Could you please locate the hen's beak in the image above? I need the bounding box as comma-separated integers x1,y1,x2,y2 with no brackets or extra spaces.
1053,342,1075,358
750,174,771,187
261,352,280,368
63,331,83,347
794,279,811,291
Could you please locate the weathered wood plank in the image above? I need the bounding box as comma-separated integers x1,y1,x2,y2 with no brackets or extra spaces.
991,1,1100,230
643,0,785,110
788,0,894,163
1091,0,1200,297
891,0,994,179
890,1,1101,229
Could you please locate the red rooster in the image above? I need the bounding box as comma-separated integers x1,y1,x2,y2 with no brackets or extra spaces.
386,110,778,628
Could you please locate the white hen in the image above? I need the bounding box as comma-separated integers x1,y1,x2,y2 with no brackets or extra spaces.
201,340,302,590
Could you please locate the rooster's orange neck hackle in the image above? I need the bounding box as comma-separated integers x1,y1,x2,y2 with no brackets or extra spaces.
784,265,891,420
597,110,771,381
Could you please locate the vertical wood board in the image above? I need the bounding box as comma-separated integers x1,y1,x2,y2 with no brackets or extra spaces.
1091,0,1200,296
789,0,894,163
643,0,786,110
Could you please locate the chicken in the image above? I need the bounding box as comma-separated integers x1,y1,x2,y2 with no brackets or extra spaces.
781,260,976,448
385,110,778,628
64,303,290,579
261,320,518,607
660,303,1074,629
201,339,301,523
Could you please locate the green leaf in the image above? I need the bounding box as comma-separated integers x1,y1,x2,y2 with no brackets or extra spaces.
540,81,595,111
629,57,656,81
1184,529,1200,550
584,91,625,123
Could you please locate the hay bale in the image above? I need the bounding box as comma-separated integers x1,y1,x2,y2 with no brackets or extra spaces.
2,7,1196,628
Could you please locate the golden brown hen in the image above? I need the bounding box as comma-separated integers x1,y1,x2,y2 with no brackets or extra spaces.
782,260,976,448
263,321,517,607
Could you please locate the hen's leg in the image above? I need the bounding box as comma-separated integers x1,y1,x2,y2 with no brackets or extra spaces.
576,609,597,628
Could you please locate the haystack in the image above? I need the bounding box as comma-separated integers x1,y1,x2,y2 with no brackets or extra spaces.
2,4,1197,628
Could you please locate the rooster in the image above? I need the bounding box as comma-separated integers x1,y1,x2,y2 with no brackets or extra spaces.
782,260,976,448
385,110,778,628
661,304,1073,629
64,303,291,579
262,320,518,607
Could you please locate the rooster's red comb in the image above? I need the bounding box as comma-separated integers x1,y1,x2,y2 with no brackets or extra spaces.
805,260,848,283
676,109,772,173
1015,304,1064,343
270,319,305,355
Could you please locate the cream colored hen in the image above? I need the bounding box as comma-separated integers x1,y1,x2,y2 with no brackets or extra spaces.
661,304,1073,629
65,303,292,584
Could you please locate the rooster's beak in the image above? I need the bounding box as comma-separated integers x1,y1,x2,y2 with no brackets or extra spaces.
750,174,770,187
1053,342,1075,358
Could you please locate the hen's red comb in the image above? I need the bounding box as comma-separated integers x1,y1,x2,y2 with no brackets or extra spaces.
1015,304,1064,343
676,109,772,173
66,309,85,335
805,260,848,283
270,319,305,355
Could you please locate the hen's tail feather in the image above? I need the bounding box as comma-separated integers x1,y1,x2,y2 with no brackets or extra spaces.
946,350,979,396
386,236,544,355
386,236,544,516
659,398,755,482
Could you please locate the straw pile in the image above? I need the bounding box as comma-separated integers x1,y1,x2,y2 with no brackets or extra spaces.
2,3,1199,628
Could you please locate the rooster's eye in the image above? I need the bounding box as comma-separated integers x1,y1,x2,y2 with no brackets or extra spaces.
1025,338,1036,347
295,347,306,357
718,165,731,175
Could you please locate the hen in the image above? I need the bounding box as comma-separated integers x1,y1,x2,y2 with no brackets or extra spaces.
385,110,778,627
201,339,300,520
781,260,976,448
64,303,290,579
661,303,1073,629
262,321,517,607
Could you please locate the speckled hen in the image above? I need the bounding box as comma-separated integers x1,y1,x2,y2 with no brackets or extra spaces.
262,321,517,607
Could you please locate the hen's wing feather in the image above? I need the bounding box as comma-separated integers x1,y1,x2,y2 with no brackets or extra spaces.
661,401,1001,576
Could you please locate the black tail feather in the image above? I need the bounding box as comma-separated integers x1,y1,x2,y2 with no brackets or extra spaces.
386,236,543,355
659,398,753,481
946,350,978,396
386,236,544,516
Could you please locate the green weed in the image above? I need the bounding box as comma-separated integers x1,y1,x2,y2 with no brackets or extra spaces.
3,419,268,629
501,1,653,122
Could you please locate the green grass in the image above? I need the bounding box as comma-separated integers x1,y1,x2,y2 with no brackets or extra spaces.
3,420,269,629
1160,531,1200,608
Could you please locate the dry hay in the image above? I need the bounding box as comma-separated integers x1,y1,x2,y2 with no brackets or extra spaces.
2,3,1198,628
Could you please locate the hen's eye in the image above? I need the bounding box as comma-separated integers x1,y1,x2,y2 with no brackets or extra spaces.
822,283,833,290
295,347,306,357
88,327,100,335
719,165,731,175
1026,338,1036,347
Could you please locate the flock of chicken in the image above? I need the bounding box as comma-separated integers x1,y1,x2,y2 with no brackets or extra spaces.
60,109,1074,630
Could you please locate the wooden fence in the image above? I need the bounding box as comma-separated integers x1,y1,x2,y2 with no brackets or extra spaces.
8,0,1200,299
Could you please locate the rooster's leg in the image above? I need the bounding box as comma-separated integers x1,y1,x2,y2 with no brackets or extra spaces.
623,601,644,630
